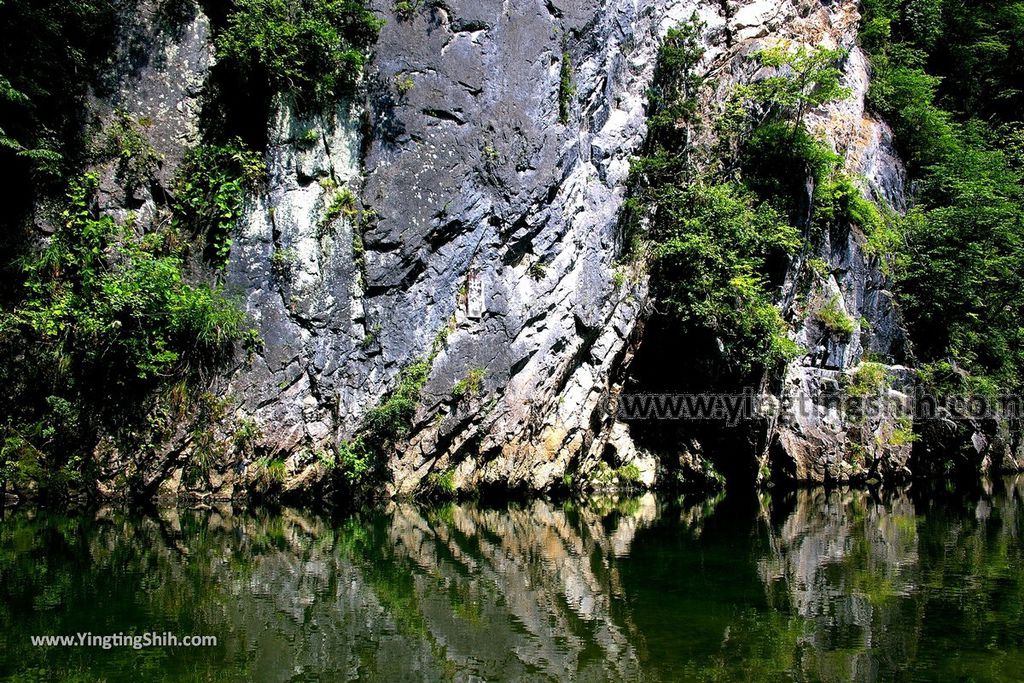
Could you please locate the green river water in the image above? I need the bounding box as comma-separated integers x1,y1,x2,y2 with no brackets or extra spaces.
2,478,1024,682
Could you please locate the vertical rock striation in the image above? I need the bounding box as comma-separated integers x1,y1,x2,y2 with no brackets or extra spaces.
222,0,695,496
83,0,966,500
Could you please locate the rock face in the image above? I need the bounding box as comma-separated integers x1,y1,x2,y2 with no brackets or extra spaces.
760,8,916,485
90,3,213,221
222,0,664,497
82,0,1005,500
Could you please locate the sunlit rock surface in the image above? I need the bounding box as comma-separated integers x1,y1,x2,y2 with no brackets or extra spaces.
78,0,1005,498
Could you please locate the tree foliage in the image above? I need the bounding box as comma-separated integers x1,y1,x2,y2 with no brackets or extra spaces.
0,0,122,178
647,17,707,156
0,0,127,303
746,43,850,129
861,0,1024,389
215,0,383,110
0,176,253,498
17,177,247,381
714,42,849,174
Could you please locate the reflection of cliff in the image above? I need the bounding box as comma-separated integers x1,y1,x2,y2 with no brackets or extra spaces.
89,497,657,682
5,484,1024,682
218,494,721,683
375,497,657,681
757,489,922,682
760,489,920,610
756,478,1024,682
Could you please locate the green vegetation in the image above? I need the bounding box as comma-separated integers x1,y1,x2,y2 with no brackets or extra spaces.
23,180,249,379
298,128,320,148
0,0,382,501
815,295,855,340
859,0,1024,391
0,0,127,307
318,186,360,236
558,50,575,124
199,0,380,159
846,362,890,399
98,111,163,195
888,417,918,447
632,17,707,184
171,142,265,265
627,17,869,379
611,269,626,289
266,457,288,483
640,182,801,373
740,121,892,247
337,439,373,484
365,359,433,442
333,325,455,490
186,391,232,485
0,175,252,499
232,417,263,454
735,43,849,131
338,357,436,487
394,0,423,21
271,247,297,281
253,453,289,485
806,258,831,279
713,44,848,183
452,368,486,401
215,0,383,110
618,463,642,483
627,17,909,388
395,74,415,96
424,468,456,498
592,462,644,487
318,186,371,293
0,0,121,181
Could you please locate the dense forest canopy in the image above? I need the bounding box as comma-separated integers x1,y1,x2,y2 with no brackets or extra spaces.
858,0,1024,393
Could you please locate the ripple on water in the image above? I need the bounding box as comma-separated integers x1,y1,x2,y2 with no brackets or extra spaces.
2,477,1024,682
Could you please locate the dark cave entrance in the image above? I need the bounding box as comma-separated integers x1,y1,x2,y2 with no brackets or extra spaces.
620,314,771,490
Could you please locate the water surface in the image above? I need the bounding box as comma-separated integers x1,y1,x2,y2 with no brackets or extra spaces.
3,479,1024,681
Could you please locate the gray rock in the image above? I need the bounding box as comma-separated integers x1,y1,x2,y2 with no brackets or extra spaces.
77,0,1008,500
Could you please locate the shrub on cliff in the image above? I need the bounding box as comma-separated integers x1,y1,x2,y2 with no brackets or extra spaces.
627,22,856,380
0,175,253,500
215,0,383,109
645,182,800,374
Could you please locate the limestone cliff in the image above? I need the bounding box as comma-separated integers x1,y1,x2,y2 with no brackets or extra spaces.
77,0,1006,501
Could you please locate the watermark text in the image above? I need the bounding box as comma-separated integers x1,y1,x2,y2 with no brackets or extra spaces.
30,632,217,650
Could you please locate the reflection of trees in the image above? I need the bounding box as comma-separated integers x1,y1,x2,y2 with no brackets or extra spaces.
0,496,661,682
4,481,1024,682
757,477,1024,683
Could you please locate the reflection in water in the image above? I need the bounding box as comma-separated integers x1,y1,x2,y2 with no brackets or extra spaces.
758,489,922,681
2,480,1024,682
